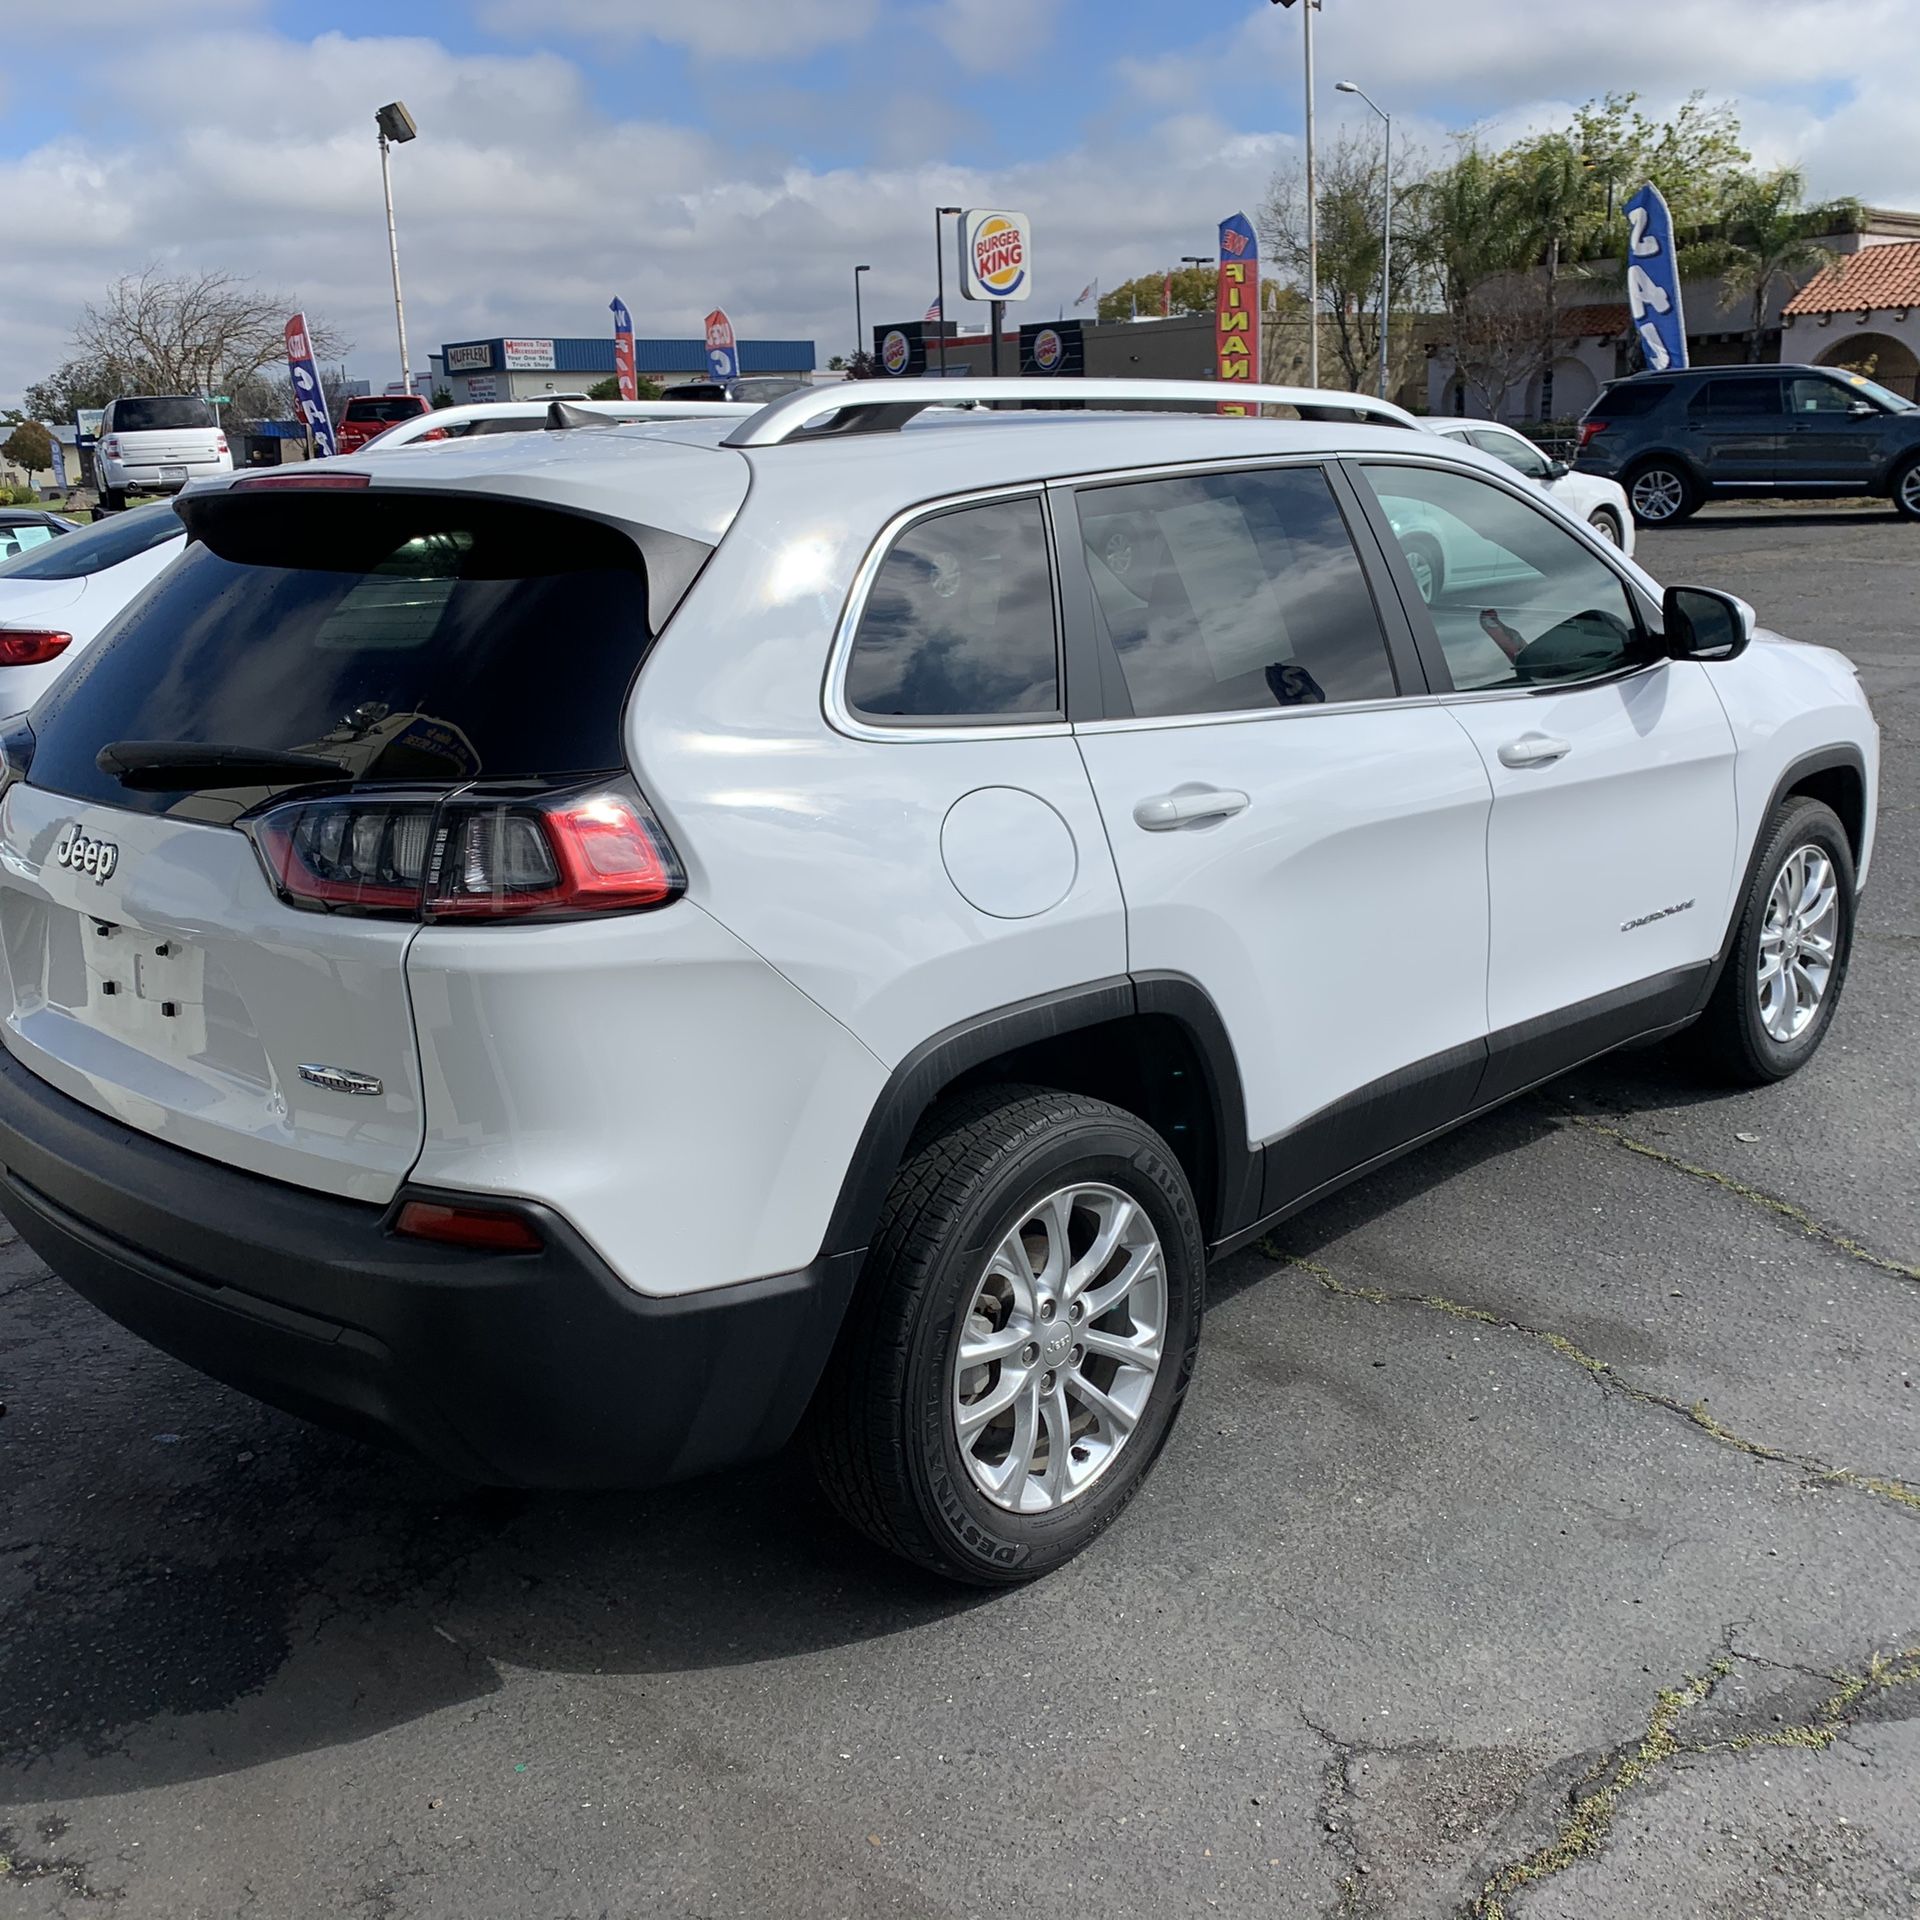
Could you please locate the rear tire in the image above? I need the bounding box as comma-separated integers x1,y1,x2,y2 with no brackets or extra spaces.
809,1085,1204,1585
1625,461,1699,527
1686,797,1855,1086
1890,455,1920,522
98,487,126,515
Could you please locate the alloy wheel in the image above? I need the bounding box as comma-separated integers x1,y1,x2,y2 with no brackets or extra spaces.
1899,464,1920,516
1757,843,1839,1043
1630,468,1686,522
951,1182,1167,1514
1589,512,1622,545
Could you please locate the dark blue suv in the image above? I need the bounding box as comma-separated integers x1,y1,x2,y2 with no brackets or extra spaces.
1573,363,1920,526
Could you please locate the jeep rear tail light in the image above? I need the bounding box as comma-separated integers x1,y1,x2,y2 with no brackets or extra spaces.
1577,420,1608,448
244,777,685,921
0,629,74,667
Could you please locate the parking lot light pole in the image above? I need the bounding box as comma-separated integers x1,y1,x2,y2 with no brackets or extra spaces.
1335,80,1393,399
936,208,961,376
854,264,872,363
1272,0,1319,386
374,101,419,394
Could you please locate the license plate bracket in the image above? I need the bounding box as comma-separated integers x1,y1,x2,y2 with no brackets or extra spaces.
160,464,188,484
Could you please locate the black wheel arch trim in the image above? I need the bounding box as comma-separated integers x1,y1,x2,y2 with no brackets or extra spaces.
1688,743,1868,1017
821,972,1257,1264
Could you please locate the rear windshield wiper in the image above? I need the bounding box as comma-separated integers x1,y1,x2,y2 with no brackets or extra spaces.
96,741,353,792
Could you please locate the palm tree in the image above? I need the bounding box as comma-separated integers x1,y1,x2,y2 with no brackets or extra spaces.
1718,168,1862,360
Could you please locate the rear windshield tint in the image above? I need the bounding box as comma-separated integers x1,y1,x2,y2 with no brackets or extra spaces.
27,495,701,818
1588,383,1669,419
345,397,426,422
111,397,216,432
0,502,181,580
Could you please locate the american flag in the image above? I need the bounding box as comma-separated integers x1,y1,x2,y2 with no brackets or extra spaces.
924,296,942,323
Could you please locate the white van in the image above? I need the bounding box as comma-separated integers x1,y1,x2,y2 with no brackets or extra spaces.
94,396,232,511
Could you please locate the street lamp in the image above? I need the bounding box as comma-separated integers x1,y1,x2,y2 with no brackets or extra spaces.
374,101,418,394
1273,0,1319,386
935,207,961,377
1335,80,1393,400
854,264,872,363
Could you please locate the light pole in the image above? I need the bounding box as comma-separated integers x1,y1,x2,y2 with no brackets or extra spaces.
854,264,872,363
374,101,418,394
1336,80,1393,399
935,208,961,376
1272,0,1319,386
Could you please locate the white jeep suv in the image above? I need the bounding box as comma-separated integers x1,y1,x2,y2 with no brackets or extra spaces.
0,380,1877,1584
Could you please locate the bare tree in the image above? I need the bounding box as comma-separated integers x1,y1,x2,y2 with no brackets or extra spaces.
71,267,349,399
1261,128,1429,391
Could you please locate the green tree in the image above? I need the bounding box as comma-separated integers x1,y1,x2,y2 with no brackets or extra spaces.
1569,91,1750,241
22,359,121,425
2,419,55,476
585,374,661,400
1098,267,1214,323
1715,167,1862,359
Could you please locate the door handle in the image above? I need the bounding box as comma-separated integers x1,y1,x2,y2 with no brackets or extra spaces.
1497,732,1572,769
1133,788,1251,831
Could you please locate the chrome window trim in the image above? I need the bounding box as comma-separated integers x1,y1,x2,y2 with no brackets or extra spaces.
823,482,1071,744
1072,691,1444,736
1042,448,1343,492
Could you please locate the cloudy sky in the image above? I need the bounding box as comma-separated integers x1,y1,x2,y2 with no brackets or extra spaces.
3,0,1916,405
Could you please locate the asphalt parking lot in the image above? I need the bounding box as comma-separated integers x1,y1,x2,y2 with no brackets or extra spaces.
2,502,1916,1920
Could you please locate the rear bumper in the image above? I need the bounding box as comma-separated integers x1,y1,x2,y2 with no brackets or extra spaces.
0,1045,861,1488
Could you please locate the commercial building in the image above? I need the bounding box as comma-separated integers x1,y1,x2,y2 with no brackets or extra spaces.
431,334,816,404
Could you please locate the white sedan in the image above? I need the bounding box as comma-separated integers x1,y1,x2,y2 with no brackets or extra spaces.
1428,417,1634,556
0,503,185,713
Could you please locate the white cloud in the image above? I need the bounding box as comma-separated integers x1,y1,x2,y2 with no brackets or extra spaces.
472,0,878,60
6,11,1920,409
924,0,1061,74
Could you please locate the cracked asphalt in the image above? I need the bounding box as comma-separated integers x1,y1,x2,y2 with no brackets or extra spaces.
2,502,1917,1918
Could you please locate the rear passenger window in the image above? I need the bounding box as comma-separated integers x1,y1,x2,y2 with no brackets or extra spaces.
844,497,1058,724
1073,465,1395,718
1688,377,1783,419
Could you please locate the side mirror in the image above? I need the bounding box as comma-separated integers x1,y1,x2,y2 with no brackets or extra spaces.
1546,457,1571,479
1663,584,1754,662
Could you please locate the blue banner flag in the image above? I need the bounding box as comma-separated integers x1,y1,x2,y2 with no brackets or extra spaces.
1623,183,1688,372
284,312,337,456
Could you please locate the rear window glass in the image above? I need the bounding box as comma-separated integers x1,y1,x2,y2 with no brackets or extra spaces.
0,502,180,580
345,397,426,422
111,397,216,432
844,496,1058,723
1588,383,1669,419
28,496,697,818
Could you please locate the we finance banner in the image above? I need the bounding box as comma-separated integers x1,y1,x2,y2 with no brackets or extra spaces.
1215,212,1260,415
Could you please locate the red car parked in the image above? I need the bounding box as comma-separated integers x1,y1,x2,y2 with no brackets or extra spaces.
336,393,439,453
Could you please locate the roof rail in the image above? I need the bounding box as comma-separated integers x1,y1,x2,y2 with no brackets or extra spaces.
720,378,1423,448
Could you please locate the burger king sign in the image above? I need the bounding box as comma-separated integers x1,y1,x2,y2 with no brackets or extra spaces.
960,208,1034,303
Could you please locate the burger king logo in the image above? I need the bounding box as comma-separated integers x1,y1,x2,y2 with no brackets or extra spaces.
880,329,911,375
969,213,1030,299
1032,327,1064,373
